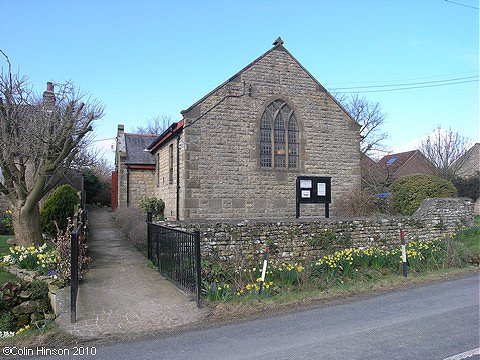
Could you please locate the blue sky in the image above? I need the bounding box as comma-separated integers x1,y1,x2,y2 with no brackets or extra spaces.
1,0,478,165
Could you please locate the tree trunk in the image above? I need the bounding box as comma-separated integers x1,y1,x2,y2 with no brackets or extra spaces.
13,204,43,245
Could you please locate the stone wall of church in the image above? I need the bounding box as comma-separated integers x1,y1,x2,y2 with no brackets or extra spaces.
181,47,361,220
154,136,185,220
128,169,156,209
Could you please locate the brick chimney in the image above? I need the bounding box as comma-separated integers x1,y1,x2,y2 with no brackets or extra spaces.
43,82,56,109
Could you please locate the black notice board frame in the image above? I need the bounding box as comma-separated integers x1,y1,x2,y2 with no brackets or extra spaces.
296,176,332,218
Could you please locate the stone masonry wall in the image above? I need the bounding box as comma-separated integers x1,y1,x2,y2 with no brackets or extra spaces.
154,135,184,220
182,46,361,220
162,198,473,266
128,169,156,208
117,163,128,208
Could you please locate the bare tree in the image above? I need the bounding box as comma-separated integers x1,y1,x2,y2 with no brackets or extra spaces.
335,94,388,155
420,127,471,181
133,114,172,134
91,157,113,182
0,53,104,245
82,158,112,207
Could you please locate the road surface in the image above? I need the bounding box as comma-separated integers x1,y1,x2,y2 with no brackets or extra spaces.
10,274,480,359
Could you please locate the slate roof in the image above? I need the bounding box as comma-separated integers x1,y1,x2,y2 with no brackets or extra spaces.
124,133,158,165
146,121,184,153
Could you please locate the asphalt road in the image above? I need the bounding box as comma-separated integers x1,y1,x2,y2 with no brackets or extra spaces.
15,274,480,359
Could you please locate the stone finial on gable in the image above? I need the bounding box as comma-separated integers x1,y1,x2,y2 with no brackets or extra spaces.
273,37,284,47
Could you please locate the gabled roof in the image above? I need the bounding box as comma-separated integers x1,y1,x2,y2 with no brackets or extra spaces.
378,150,434,176
378,150,418,171
360,154,380,174
146,120,184,154
124,133,158,165
180,37,359,128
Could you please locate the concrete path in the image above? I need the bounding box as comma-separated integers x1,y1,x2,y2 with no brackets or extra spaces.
55,209,208,338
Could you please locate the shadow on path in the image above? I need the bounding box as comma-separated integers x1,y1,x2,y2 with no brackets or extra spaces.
55,208,207,338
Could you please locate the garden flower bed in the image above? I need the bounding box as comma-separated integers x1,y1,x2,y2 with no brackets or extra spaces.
202,227,478,303
0,214,90,337
0,244,62,337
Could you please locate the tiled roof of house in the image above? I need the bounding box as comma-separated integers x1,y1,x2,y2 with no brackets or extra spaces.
124,133,158,165
360,154,381,177
378,150,418,173
378,150,434,177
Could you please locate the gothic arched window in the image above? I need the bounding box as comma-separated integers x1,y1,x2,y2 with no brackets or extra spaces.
260,100,298,169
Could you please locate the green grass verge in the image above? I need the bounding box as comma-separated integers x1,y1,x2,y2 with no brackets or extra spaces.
0,321,79,348
0,235,17,286
456,216,480,257
0,235,13,256
205,219,480,308
207,267,479,324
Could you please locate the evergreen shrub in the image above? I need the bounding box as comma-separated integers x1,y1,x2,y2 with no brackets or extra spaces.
454,172,479,201
391,174,457,215
40,185,80,237
139,196,165,220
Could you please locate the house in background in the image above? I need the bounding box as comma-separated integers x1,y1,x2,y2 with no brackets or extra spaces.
112,125,158,209
455,143,479,179
0,83,85,212
454,143,479,214
377,150,435,184
359,150,436,193
145,38,361,220
360,154,384,191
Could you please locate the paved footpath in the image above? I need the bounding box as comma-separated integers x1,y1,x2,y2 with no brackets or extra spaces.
55,209,208,338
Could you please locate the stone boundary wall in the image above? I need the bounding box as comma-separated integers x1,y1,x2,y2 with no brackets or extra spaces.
160,198,474,265
4,265,60,320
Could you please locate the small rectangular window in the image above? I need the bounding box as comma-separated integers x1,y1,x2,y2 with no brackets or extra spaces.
169,144,174,184
156,153,160,187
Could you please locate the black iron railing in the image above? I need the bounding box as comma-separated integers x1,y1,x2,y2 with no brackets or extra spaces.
71,207,87,323
147,212,201,308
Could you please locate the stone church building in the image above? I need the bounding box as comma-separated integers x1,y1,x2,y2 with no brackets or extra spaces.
138,38,361,220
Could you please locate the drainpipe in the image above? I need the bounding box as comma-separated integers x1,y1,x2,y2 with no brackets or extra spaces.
126,167,130,207
176,134,180,221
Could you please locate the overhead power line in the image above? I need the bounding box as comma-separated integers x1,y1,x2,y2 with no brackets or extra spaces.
92,137,116,142
330,70,479,86
333,79,478,94
444,0,479,10
332,76,479,90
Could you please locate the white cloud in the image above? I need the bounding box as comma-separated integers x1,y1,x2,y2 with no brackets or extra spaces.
391,138,423,154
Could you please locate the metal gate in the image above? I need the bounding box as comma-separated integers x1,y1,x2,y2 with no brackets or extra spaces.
146,213,201,307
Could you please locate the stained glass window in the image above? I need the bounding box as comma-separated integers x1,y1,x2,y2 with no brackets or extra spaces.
260,100,298,169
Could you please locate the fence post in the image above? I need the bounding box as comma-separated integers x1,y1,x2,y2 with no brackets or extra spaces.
194,230,202,308
70,229,79,323
258,246,270,296
147,211,152,260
